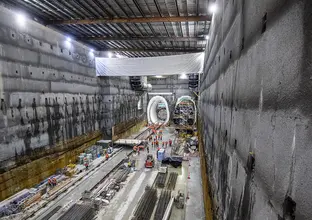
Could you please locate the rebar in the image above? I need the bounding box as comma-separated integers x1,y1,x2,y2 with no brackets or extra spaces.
166,172,178,190
155,173,168,188
132,187,157,220
154,190,171,220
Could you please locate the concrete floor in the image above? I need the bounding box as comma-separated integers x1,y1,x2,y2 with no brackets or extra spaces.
29,148,132,220
97,151,158,220
168,161,187,220
97,126,177,220
95,126,205,220
185,157,205,220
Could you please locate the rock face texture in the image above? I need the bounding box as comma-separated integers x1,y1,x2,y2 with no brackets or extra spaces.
0,6,143,199
199,0,312,219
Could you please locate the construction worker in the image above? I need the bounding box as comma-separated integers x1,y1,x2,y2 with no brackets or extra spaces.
106,153,109,160
83,157,89,170
52,177,57,187
85,162,89,170
48,178,52,187
156,147,160,159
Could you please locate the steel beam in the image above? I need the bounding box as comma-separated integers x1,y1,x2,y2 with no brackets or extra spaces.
100,48,204,53
46,16,211,25
79,36,205,42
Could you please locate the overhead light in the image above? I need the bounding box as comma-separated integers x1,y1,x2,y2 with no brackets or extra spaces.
116,54,125,58
209,3,218,14
148,92,173,95
155,75,163,78
108,52,113,58
179,74,188,79
16,13,26,26
205,35,209,40
65,37,72,48
89,49,94,57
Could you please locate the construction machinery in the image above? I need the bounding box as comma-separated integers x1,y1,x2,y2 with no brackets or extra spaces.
174,190,185,209
145,154,155,168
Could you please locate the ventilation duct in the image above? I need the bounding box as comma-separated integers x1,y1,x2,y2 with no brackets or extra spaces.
130,76,152,91
188,73,199,90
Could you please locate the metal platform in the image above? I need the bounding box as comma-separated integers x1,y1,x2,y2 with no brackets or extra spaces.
114,139,143,146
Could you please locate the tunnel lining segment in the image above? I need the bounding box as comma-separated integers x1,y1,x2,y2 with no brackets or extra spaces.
147,96,170,124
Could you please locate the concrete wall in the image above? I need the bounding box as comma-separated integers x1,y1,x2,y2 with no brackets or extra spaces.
148,75,192,99
199,0,312,219
0,6,141,171
103,76,145,137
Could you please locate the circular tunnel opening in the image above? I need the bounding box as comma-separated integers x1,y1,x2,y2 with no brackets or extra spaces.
173,96,197,126
147,96,170,125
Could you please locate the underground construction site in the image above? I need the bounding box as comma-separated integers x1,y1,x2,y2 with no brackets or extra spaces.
0,0,311,220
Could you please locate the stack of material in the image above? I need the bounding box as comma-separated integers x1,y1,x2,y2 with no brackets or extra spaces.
166,173,178,190
47,178,71,198
114,167,130,183
155,173,168,188
0,189,31,217
21,191,41,209
59,204,94,220
154,190,171,220
132,187,157,220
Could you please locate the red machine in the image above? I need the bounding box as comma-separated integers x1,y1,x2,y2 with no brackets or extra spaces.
145,154,155,168
133,145,145,151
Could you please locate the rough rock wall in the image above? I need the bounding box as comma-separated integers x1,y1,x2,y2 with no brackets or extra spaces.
200,0,312,219
101,76,145,138
0,6,141,171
